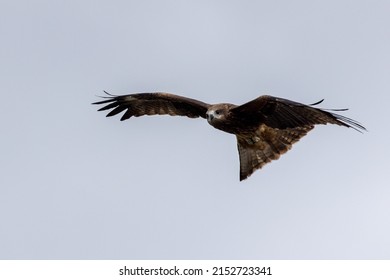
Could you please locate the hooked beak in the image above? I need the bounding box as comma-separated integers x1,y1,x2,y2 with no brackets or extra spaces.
206,113,214,122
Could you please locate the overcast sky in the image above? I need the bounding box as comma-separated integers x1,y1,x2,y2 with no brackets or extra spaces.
1,0,389,259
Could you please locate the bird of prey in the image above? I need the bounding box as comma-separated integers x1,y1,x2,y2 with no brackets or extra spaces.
93,92,365,181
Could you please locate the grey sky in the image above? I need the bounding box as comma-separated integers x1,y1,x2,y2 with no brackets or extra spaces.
1,0,389,259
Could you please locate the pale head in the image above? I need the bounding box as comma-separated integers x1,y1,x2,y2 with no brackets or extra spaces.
206,104,229,123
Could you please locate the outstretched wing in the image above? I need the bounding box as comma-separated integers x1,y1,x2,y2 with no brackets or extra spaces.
231,95,366,180
231,95,366,131
93,92,210,121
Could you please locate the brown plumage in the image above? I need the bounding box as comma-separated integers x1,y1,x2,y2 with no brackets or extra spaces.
93,91,366,181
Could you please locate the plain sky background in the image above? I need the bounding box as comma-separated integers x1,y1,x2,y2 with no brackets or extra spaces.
1,0,389,259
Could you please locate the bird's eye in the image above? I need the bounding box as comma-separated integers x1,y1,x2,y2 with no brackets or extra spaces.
215,110,220,115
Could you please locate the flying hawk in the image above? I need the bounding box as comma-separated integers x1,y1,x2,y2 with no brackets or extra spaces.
93,92,365,181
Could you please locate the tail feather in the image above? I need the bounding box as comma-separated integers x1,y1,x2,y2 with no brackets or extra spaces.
237,125,313,181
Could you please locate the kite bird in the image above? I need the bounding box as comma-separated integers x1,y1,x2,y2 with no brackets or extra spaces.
93,92,365,181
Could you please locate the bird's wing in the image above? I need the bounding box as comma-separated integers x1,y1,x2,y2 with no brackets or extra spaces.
93,92,210,121
230,95,366,132
231,95,366,180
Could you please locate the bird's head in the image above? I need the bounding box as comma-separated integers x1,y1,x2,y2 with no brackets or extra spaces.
206,104,232,127
206,104,227,124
